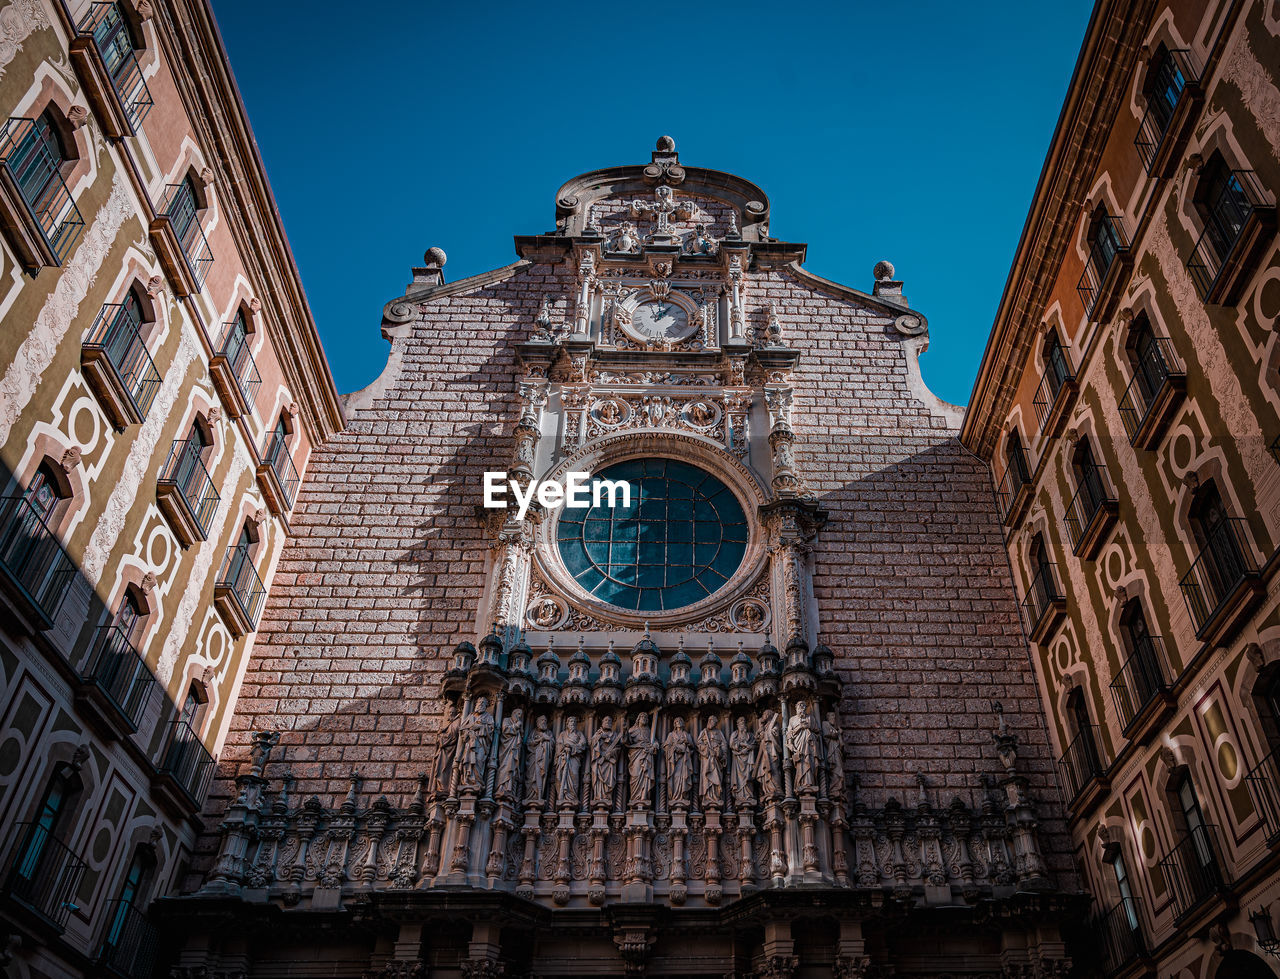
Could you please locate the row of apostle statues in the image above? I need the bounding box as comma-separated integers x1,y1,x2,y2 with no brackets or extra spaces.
433,695,847,815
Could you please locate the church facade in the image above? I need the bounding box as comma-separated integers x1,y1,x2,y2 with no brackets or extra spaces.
165,139,1081,978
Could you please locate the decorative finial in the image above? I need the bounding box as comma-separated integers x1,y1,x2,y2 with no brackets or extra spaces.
656,135,675,152
577,635,585,653
424,246,447,269
873,259,895,281
727,212,739,238
644,621,651,639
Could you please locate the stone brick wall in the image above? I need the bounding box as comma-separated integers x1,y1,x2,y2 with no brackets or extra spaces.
193,258,1075,885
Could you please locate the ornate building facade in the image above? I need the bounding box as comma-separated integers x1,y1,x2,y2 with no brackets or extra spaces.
164,139,1082,978
960,0,1280,976
0,1,342,978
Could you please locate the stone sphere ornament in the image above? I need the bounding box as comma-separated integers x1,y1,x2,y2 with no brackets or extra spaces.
874,260,895,281
656,135,676,151
424,246,447,268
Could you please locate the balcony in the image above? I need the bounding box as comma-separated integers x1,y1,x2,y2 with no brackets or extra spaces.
1077,216,1132,323
208,320,261,419
1058,724,1107,813
1118,337,1187,450
1156,824,1227,924
1021,562,1067,644
75,624,157,740
155,439,219,547
1062,462,1119,560
70,3,154,139
997,453,1032,528
0,117,84,273
1,822,86,932
1092,897,1147,975
1246,747,1280,849
0,493,76,631
257,431,299,515
151,719,215,817
214,544,265,637
1033,357,1078,439
1110,636,1174,743
1179,517,1263,646
99,898,159,979
150,183,212,296
1134,49,1202,178
81,301,161,429
1187,169,1277,305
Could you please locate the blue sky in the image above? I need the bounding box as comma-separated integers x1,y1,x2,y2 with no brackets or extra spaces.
212,1,1094,407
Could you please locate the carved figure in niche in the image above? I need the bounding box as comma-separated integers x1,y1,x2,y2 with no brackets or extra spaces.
755,709,783,802
588,714,623,810
555,716,588,809
524,714,554,806
730,716,756,809
597,400,623,425
614,222,640,253
433,702,462,795
687,401,717,427
786,701,819,795
696,715,728,809
663,716,696,809
627,713,657,809
824,710,846,807
686,222,714,255
454,696,495,793
736,602,765,633
528,597,561,629
495,708,525,802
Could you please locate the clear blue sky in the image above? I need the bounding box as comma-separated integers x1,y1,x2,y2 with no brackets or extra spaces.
211,1,1094,407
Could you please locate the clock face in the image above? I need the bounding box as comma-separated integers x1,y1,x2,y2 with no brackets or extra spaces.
629,299,694,342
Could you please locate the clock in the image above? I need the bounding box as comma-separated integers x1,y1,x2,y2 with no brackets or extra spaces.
629,299,694,343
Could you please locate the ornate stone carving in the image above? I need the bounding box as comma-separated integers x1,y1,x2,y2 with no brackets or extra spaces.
696,714,728,808
554,717,587,808
663,716,696,809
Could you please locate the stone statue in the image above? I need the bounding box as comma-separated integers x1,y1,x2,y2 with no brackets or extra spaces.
730,716,756,809
786,701,819,794
554,716,587,809
663,716,696,809
755,709,783,802
589,715,623,810
433,702,462,795
696,715,728,808
453,696,495,794
824,710,846,807
524,714,554,806
627,712,657,809
495,708,525,802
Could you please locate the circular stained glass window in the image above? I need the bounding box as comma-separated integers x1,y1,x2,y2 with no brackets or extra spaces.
556,459,749,612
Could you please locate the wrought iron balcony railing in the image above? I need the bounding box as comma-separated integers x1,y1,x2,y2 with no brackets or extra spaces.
0,117,84,265
262,431,299,511
1021,562,1065,639
98,897,159,979
157,182,212,289
217,543,266,630
76,3,154,131
1034,349,1076,435
1058,724,1105,805
1134,49,1198,173
1062,462,1118,556
1110,635,1171,733
0,493,76,628
157,718,215,809
156,439,219,541
1118,336,1186,446
213,319,261,410
1156,823,1226,921
1245,746,1280,848
83,301,161,422
1,821,86,930
81,624,157,733
1077,216,1130,317
1092,896,1146,974
1187,169,1271,302
1179,517,1259,639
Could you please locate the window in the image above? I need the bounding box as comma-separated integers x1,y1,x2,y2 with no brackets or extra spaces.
1189,481,1245,593
1043,331,1072,399
273,414,289,446
15,766,81,886
91,1,141,80
113,588,146,641
167,175,202,254
104,847,153,945
24,461,69,526
1088,210,1123,279
556,459,748,612
1067,686,1101,770
1110,850,1140,931
10,111,71,216
1071,438,1107,515
1127,314,1168,401
1194,153,1252,260
1005,430,1030,490
174,418,211,484
1177,778,1214,869
1142,45,1185,136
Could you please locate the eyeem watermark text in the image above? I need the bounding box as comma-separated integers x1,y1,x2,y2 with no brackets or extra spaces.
483,472,633,520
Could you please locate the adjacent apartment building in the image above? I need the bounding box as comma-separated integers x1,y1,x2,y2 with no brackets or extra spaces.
0,2,342,978
961,0,1280,975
